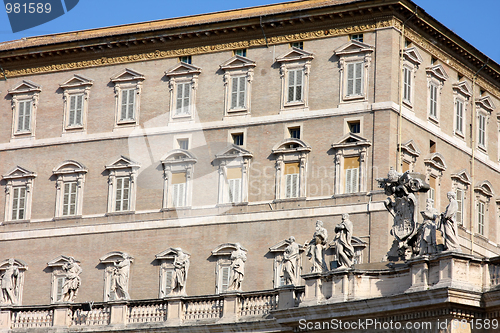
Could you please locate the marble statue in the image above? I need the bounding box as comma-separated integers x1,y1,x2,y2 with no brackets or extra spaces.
111,255,131,300
62,256,82,302
281,236,300,285
419,199,438,255
1,259,19,305
377,168,429,260
172,248,190,296
438,191,462,253
227,243,247,291
306,220,328,273
334,213,355,268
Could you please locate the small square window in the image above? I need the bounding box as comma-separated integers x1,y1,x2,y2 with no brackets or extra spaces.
350,34,363,42
288,127,300,139
179,56,192,64
232,133,244,146
430,140,436,153
234,49,247,57
405,39,412,47
348,121,360,134
177,139,189,150
431,57,437,65
290,42,303,50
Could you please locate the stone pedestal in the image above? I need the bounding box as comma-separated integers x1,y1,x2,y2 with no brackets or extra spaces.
277,286,295,309
109,301,128,326
302,272,322,304
52,304,71,327
327,269,350,303
222,292,240,321
166,297,183,326
0,308,11,330
407,256,429,293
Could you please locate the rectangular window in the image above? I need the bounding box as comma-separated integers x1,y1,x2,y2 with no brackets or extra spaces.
429,84,438,118
163,268,174,296
175,83,191,116
227,168,242,203
456,189,464,226
288,127,301,139
62,181,78,216
17,100,32,132
179,56,192,64
402,161,410,173
115,177,130,212
68,94,84,127
287,69,303,103
230,76,246,110
403,67,411,103
234,49,247,57
477,201,485,235
478,114,486,147
346,62,363,97
55,276,65,302
120,89,136,121
350,34,363,42
428,176,436,201
171,173,186,207
344,156,360,193
348,121,360,134
232,133,244,146
220,266,230,292
290,42,303,50
177,139,189,150
284,162,299,198
11,186,26,220
455,100,464,134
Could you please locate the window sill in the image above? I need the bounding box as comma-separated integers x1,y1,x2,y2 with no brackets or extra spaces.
428,116,439,125
105,211,135,217
477,145,488,154
161,206,192,212
273,197,306,203
53,215,82,221
284,101,305,108
217,202,249,208
342,94,365,102
474,233,489,242
2,219,30,225
227,107,248,114
172,114,193,120
116,119,137,126
402,100,413,109
454,131,465,140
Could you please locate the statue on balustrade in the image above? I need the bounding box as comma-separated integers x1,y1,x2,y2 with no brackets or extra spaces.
1,259,19,305
437,191,462,253
172,248,190,296
306,220,328,273
334,213,355,268
281,236,300,285
377,168,429,260
111,255,132,300
62,256,82,302
227,243,247,291
418,199,438,255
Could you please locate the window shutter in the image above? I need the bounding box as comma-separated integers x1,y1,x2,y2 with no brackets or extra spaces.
56,277,65,302
351,168,358,193
345,169,352,193
69,95,76,126
456,189,463,225
12,188,19,220
122,177,130,211
296,70,303,101
355,63,362,95
127,89,135,120
76,95,83,125
12,187,26,220
288,70,295,102
183,83,190,115
231,77,238,109
292,173,298,198
17,102,25,131
228,178,241,203
63,183,70,216
221,266,230,292
69,182,77,215
238,76,246,108
347,63,354,96
173,183,186,207
24,102,31,131
164,268,173,295
121,90,128,120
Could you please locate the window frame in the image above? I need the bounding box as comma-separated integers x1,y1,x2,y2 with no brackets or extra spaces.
451,169,471,229
214,145,252,205
8,80,41,139
155,248,190,298
211,243,248,294
401,47,422,108
424,153,447,210
110,69,145,128
425,64,448,125
60,75,93,134
220,55,255,117
161,150,197,210
2,166,36,223
53,160,87,219
105,156,140,215
166,62,201,122
99,252,133,302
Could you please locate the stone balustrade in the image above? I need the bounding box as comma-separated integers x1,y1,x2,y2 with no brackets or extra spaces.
0,287,303,331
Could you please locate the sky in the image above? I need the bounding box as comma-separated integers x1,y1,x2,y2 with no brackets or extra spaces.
0,0,499,64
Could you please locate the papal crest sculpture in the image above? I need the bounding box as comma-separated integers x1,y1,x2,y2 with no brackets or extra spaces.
377,168,429,260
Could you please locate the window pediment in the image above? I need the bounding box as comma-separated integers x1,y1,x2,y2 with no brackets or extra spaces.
276,47,314,63
53,160,87,175
272,138,311,154
215,145,253,160
269,239,305,253
60,75,94,89
0,258,28,270
426,64,449,82
334,40,374,56
399,139,421,157
47,255,79,268
3,166,36,180
424,153,447,171
110,68,145,83
476,95,495,113
105,156,140,170
475,180,494,198
165,62,202,77
451,169,471,186
220,55,256,70
155,248,190,261
162,149,197,165
8,80,41,94
99,251,133,264
403,47,423,66
211,243,247,256
452,81,472,98
331,133,371,149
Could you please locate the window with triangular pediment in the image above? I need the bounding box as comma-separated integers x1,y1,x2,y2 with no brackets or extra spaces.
165,62,201,121
220,55,256,116
8,80,41,139
426,64,448,124
452,81,472,139
110,69,145,128
2,166,37,222
60,75,93,133
105,156,140,214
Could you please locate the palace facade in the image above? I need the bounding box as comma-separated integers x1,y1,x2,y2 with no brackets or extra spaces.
0,0,499,331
